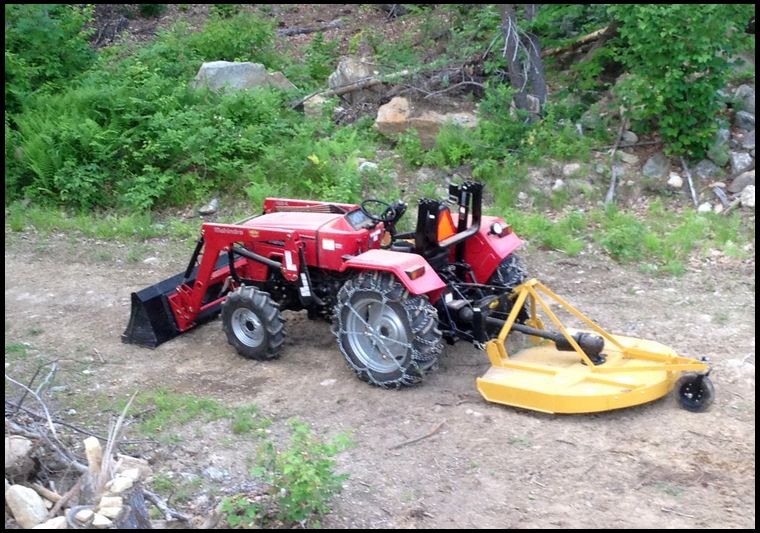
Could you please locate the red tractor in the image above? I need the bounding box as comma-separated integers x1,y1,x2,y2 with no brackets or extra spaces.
124,181,714,413
124,181,527,388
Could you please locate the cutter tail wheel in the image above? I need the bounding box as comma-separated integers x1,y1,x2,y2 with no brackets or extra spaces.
222,286,284,360
477,279,713,414
333,272,443,388
676,374,715,413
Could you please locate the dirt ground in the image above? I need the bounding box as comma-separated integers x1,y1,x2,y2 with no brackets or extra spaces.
4,230,755,529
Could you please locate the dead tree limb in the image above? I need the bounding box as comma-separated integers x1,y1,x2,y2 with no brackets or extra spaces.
680,156,699,207
144,488,192,522
542,26,613,57
388,420,446,450
604,114,629,205
276,19,343,37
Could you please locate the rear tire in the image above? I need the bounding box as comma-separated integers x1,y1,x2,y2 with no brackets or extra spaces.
332,272,443,388
222,286,284,360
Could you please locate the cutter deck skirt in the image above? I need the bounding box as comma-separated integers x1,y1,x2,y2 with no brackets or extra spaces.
478,334,679,414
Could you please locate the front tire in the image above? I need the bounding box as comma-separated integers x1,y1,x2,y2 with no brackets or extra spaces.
332,272,443,388
222,286,284,360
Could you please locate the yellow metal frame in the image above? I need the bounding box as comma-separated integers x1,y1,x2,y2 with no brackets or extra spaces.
477,279,709,413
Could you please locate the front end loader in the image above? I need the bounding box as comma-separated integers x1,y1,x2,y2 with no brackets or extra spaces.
123,181,713,414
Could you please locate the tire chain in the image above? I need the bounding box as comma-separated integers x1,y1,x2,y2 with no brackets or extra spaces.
331,271,443,389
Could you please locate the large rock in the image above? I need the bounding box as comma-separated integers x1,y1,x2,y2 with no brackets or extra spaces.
5,436,35,480
693,159,721,181
328,57,379,104
6,484,49,528
191,61,296,93
730,151,754,174
735,84,755,114
740,129,755,151
728,170,755,193
734,110,755,131
374,97,478,149
707,128,731,167
642,152,670,179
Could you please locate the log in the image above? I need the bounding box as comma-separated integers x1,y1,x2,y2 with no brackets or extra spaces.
542,26,612,57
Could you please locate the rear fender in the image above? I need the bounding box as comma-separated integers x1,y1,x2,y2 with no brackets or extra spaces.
340,249,446,296
462,215,524,282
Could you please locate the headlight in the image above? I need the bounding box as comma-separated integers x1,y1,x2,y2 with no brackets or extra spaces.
490,222,504,236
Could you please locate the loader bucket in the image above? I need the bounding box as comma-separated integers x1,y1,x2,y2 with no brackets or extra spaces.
477,279,711,414
122,254,229,348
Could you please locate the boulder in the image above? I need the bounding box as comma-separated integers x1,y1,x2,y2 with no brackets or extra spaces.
622,130,639,144
707,128,731,167
693,159,721,181
327,57,379,104
735,84,755,114
740,129,755,151
734,110,755,131
192,61,296,93
667,172,683,189
5,436,35,480
730,151,754,174
728,170,755,193
374,97,478,149
303,95,328,119
643,152,669,179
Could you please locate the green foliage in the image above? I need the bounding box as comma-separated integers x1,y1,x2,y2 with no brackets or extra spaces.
222,420,352,528
139,4,166,18
303,33,339,83
4,4,95,114
210,4,241,18
608,4,753,158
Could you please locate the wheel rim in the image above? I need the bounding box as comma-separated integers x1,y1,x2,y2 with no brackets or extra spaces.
679,379,708,409
344,295,411,373
231,308,265,348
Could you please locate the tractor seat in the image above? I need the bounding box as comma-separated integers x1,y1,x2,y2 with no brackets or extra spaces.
389,240,414,253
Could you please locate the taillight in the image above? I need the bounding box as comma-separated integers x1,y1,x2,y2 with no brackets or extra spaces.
406,266,426,280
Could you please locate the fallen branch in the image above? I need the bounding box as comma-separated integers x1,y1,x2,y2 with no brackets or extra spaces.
26,482,62,502
661,507,696,519
680,156,699,207
144,488,192,522
604,114,628,205
48,479,82,520
276,19,343,37
722,197,742,215
542,26,611,57
591,140,661,152
388,420,446,450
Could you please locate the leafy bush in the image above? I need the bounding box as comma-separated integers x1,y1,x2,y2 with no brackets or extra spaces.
608,4,754,158
222,420,352,528
138,4,166,18
4,4,95,114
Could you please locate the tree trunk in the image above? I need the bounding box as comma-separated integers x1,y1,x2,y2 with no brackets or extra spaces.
499,4,547,113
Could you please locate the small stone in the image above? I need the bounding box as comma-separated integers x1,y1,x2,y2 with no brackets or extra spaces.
92,513,113,529
517,192,528,202
618,151,639,165
99,496,123,509
714,203,724,214
6,484,48,528
106,476,133,494
562,163,582,177
358,161,378,174
303,95,327,118
98,506,123,519
552,179,565,191
740,185,755,208
202,466,228,482
643,152,669,179
320,379,337,387
622,130,638,144
198,197,219,216
697,202,713,213
142,257,159,266
667,173,683,189
740,129,755,150
32,516,67,529
76,508,95,523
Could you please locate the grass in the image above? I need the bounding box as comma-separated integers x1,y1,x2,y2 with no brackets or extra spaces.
5,342,30,359
497,199,754,275
126,389,271,439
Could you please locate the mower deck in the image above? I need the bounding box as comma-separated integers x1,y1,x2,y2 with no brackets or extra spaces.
478,334,680,414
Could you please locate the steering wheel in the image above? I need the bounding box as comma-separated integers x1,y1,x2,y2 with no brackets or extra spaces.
360,199,397,224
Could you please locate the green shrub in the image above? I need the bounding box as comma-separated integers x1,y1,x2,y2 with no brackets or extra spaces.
222,420,352,528
608,4,754,158
138,4,166,18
